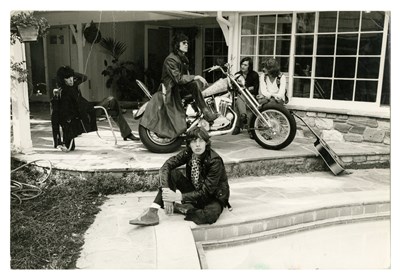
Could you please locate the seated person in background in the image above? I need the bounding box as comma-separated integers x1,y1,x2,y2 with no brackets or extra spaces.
257,58,287,105
53,66,139,151
232,57,259,135
129,126,231,226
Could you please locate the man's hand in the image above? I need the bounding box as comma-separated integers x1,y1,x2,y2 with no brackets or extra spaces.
162,188,182,202
194,75,208,88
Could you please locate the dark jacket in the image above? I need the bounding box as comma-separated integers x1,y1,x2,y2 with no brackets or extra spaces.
235,70,260,96
139,52,194,139
52,73,97,142
159,148,230,207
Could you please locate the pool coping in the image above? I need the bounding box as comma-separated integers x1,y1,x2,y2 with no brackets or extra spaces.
192,201,390,269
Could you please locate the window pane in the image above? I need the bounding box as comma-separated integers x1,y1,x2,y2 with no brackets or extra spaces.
361,11,385,32
296,13,315,33
359,33,383,55
333,80,354,100
357,57,380,79
335,57,356,78
381,25,390,105
294,57,312,76
242,16,257,35
318,11,337,32
277,14,292,34
316,57,334,77
355,80,377,102
259,36,274,55
296,35,314,55
214,28,224,41
204,42,213,55
205,28,213,41
275,56,289,72
213,42,224,55
241,36,256,55
276,35,291,55
317,34,335,55
336,34,358,55
338,11,360,32
293,78,311,98
259,15,275,35
313,79,332,99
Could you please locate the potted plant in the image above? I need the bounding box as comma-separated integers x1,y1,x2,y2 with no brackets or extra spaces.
10,11,50,44
100,37,141,101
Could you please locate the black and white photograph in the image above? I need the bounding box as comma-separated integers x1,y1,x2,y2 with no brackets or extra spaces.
4,0,398,272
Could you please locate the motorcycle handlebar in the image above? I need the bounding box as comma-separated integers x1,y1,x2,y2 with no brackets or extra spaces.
203,65,221,73
203,64,231,74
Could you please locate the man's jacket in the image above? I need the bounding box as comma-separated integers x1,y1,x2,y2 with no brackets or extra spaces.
139,52,194,139
159,148,230,207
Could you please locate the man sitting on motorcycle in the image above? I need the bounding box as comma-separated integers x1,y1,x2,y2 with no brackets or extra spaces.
139,33,218,139
129,126,230,226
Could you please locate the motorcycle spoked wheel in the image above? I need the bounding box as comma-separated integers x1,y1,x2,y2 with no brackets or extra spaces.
138,125,184,153
249,103,297,150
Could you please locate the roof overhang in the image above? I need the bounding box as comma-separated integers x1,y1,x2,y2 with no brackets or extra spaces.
33,11,214,25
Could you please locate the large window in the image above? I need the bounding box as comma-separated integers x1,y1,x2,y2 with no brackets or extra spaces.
240,14,292,73
203,28,228,83
240,11,390,107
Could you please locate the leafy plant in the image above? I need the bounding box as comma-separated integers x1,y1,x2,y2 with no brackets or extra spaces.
10,61,28,83
10,11,50,44
100,37,140,100
99,37,127,62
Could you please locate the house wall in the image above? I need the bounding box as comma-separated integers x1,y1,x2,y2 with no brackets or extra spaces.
293,110,390,146
83,21,145,102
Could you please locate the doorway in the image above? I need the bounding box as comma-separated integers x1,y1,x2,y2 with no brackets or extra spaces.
145,26,171,93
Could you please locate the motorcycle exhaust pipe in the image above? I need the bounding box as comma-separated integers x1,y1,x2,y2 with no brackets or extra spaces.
209,107,238,137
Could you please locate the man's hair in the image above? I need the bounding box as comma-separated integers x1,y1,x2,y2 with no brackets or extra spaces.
172,33,189,54
185,127,211,149
56,66,74,87
262,58,281,78
240,57,254,72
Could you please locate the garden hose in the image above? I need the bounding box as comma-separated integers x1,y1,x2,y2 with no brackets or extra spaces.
11,159,52,204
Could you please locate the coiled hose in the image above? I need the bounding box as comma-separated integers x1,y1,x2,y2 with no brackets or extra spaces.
11,159,52,204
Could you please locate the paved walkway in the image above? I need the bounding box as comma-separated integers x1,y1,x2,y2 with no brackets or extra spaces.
12,105,392,269
75,168,390,269
13,107,390,174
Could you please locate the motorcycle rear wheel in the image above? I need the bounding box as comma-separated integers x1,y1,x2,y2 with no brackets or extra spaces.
138,125,184,153
249,103,296,150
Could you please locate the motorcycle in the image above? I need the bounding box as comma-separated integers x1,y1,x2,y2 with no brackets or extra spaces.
134,63,297,153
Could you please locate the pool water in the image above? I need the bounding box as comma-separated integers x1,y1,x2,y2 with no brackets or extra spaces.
205,220,390,269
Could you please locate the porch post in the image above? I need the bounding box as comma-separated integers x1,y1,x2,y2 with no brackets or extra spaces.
11,40,33,152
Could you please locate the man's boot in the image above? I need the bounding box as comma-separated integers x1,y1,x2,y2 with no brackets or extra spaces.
129,207,159,226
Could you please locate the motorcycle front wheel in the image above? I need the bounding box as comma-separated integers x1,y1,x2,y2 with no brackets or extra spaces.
138,125,184,153
249,103,296,150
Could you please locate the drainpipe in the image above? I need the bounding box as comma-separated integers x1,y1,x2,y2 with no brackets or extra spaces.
216,12,237,71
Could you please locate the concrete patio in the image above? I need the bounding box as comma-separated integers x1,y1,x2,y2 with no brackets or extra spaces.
10,103,392,269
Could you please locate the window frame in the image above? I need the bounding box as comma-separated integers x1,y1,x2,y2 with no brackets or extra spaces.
238,11,390,116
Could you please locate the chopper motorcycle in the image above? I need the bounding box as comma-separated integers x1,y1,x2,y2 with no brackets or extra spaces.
134,63,296,153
